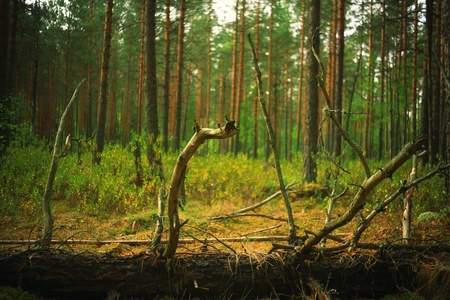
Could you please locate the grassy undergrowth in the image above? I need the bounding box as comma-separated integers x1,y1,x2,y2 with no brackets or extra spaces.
0,141,448,253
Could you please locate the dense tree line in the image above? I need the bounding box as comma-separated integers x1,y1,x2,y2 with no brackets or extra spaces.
0,0,448,188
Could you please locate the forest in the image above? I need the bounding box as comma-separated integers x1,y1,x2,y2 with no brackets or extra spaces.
0,0,449,299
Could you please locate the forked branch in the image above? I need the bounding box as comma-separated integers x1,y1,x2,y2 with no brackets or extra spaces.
163,120,240,258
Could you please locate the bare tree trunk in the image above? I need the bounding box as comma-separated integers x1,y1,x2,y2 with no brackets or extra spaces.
303,0,320,183
137,2,145,136
42,79,85,247
163,121,239,258
94,0,114,164
334,0,345,157
172,0,186,152
145,0,159,149
234,0,245,155
296,0,306,153
162,0,171,152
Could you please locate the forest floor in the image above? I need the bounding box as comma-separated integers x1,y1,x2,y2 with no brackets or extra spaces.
1,145,449,299
2,181,449,256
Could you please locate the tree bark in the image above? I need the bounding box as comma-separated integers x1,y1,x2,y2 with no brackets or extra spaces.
334,0,345,157
234,0,245,155
296,0,306,153
162,0,171,152
164,120,240,258
0,249,442,299
94,0,113,164
41,79,86,247
444,0,450,202
303,0,320,183
172,0,186,151
145,0,158,145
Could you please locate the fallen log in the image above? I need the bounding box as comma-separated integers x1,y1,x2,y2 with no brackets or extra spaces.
0,249,448,299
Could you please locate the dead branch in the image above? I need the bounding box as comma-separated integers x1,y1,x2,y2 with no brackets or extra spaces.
312,28,371,179
41,79,86,247
211,180,298,219
210,213,289,222
350,164,450,249
163,120,239,258
297,135,427,257
248,33,297,243
0,236,292,246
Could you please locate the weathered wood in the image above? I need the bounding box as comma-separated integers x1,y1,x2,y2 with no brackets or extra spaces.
0,249,444,299
164,120,239,258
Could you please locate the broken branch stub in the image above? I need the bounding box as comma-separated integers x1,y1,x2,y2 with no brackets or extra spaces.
163,120,239,258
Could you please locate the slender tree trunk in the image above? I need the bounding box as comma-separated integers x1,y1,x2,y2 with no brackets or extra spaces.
230,0,239,121
42,80,85,247
29,4,40,138
378,0,386,161
334,0,345,157
364,1,373,159
94,0,114,164
172,0,186,152
0,0,9,101
422,0,433,165
64,21,71,137
86,0,94,140
296,0,306,153
431,0,442,165
162,0,171,152
266,0,274,160
145,0,159,142
182,59,191,143
107,50,117,142
137,2,145,137
303,0,320,183
235,0,245,155
444,0,450,202
402,0,408,147
195,63,203,123
253,0,260,158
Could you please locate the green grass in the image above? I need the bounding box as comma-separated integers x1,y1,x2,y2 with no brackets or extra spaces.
0,141,447,251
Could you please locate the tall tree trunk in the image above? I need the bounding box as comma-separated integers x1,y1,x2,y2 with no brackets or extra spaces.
402,0,408,147
378,0,386,161
137,2,145,137
334,0,345,157
265,0,274,161
172,0,186,152
145,0,159,155
303,0,320,183
326,0,337,153
235,0,245,155
253,0,260,158
195,63,203,123
444,0,450,202
421,0,433,165
94,0,114,164
230,0,239,121
162,0,171,152
0,0,10,153
296,0,306,153
182,60,190,142
86,0,94,140
431,0,441,165
29,4,40,138
107,49,117,142
64,21,71,137
364,1,373,159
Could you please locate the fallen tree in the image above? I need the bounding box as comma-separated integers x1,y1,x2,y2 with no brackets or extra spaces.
0,248,448,299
